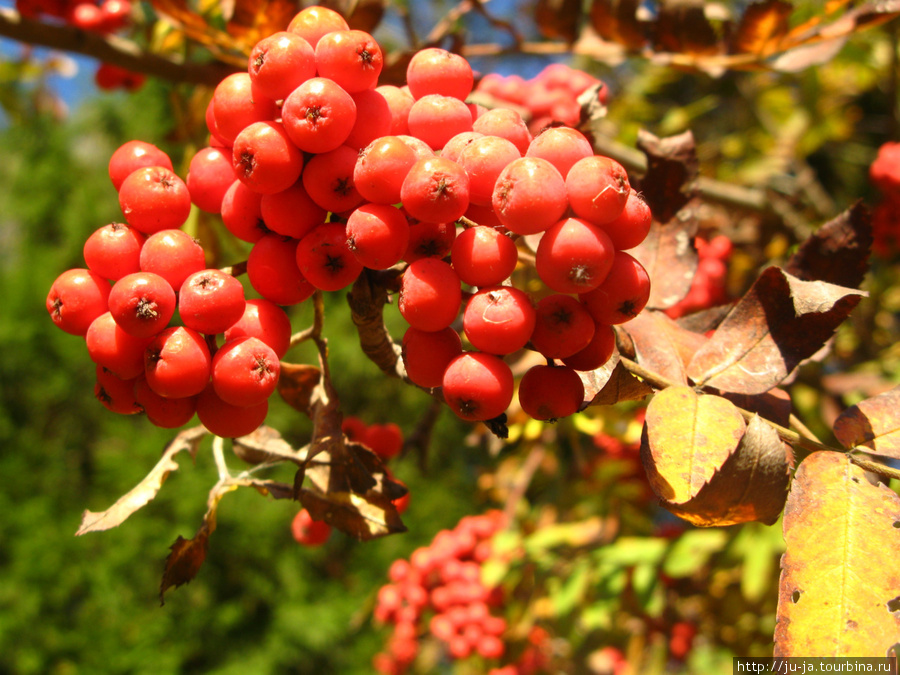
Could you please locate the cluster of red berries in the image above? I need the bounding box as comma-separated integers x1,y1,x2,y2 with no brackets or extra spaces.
371,510,520,674
664,235,732,319
869,141,900,256
17,0,131,32
473,63,607,133
46,140,293,437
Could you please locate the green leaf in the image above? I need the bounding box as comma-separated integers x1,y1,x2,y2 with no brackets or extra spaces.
662,529,729,578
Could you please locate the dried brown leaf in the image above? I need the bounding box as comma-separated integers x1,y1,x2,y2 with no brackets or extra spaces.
76,426,207,535
666,414,790,526
536,0,583,42
621,310,708,385
298,487,406,541
226,0,298,52
580,351,654,407
653,0,723,56
833,385,900,460
775,451,900,656
641,386,746,504
730,0,792,55
784,201,872,290
631,211,699,311
232,425,306,466
588,0,646,50
277,362,322,416
159,531,209,605
634,129,699,224
687,267,865,394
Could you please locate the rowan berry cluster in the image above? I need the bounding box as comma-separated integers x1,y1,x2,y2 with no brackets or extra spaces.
869,141,900,256
473,63,608,133
371,510,528,674
17,0,132,32
47,5,653,439
664,235,732,319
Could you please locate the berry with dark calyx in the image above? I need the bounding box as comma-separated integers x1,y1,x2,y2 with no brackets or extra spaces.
462,286,536,356
518,364,584,421
400,156,470,224
314,29,383,93
346,203,410,271
282,77,358,154
248,31,316,102
301,144,365,214
94,366,141,415
402,326,463,389
232,121,305,195
457,135,522,206
442,352,514,422
139,228,206,292
46,268,112,336
398,258,462,331
403,218,456,263
597,188,652,251
178,269,246,335
579,250,651,325
84,223,145,282
529,293,595,359
144,325,211,399
247,234,315,306
118,166,192,235
196,382,269,437
291,508,332,546
259,179,326,240
296,222,364,291
221,180,269,243
211,336,280,407
107,271,176,338
535,217,616,294
224,298,293,360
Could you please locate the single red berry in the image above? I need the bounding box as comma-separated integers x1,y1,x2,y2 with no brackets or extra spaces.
287,5,349,49
259,179,326,240
224,298,293,360
353,135,418,205
232,121,305,195
83,222,146,281
518,364,584,421
296,222,364,291
442,352,514,422
178,269,246,335
314,29,383,93
566,155,631,226
211,72,277,146
440,130,483,163
529,293,596,359
403,218,456,263
472,107,531,154
86,311,154,380
402,326,463,389
139,229,206,291
561,322,616,371
186,146,234,213
301,144,365,214
291,508,332,546
211,336,280,407
598,188,652,251
221,180,269,243
248,31,316,102
107,271,176,338
400,156,470,224
108,140,173,191
491,157,567,235
94,366,141,415
247,234,315,306
457,135,522,206
407,94,474,151
450,226,518,288
525,126,593,178
346,203,410,270
406,48,474,101
376,84,414,135
118,166,192,234
144,325,211,398
398,258,462,331
579,251,651,324
535,217,616,294
196,382,269,437
363,422,403,460
344,88,393,151
46,268,112,336
282,77,357,154
133,374,197,428
463,286,536,355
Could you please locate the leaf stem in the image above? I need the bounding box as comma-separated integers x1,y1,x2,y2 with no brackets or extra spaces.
849,454,900,483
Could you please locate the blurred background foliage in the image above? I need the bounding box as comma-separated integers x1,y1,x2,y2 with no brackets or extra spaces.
2,0,900,673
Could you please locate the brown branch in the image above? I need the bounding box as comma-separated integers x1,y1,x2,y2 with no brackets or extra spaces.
0,7,238,86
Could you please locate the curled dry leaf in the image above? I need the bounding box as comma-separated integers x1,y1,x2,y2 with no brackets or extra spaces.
634,129,699,224
588,0,646,50
620,309,708,385
580,350,654,407
687,267,865,395
159,531,209,606
76,425,207,535
775,451,900,656
277,362,322,416
232,424,307,466
730,0,793,56
833,385,900,460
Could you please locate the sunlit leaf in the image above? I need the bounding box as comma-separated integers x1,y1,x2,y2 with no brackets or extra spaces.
653,0,723,56
833,385,900,459
774,451,900,656
76,426,207,535
621,310,707,385
536,0,583,43
588,0,646,50
634,129,699,225
231,424,307,466
730,0,792,56
687,267,865,394
581,352,654,407
662,528,729,578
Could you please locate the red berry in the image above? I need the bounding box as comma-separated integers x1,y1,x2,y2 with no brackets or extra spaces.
178,269,246,335
529,293,596,359
85,311,153,380
296,222,363,291
46,268,112,336
259,179,326,240
248,31,316,102
133,375,197,428
442,352,514,422
402,326,463,389
472,107,531,154
144,326,211,398
232,121,305,195
525,126,593,178
578,251,650,324
346,203,410,270
107,271,176,338
398,258,462,331
186,146,234,213
450,226,518,288
211,336,280,407
223,298,293,359
363,423,403,460
518,364,584,420
139,229,206,291
457,135,522,206
282,77,357,154
211,72,277,146
400,156,470,223
287,6,349,49
561,322,616,371
463,286,536,355
118,166,192,234
301,144,364,214
566,155,630,226
406,48,474,101
353,135,418,205
407,94,474,151
492,157,567,235
314,29,383,93
535,217,615,294
246,234,315,306
344,88,392,151
196,382,268,437
376,84,414,135
83,222,146,281
291,508,332,545
108,140,173,191
403,218,456,263
221,180,268,243
598,188,652,251
94,366,141,415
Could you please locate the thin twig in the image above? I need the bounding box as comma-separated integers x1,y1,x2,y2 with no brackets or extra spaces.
502,444,546,526
212,435,230,481
850,454,900,483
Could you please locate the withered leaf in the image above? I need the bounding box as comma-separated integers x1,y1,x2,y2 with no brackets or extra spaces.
720,387,792,429
299,487,406,541
277,362,322,416
588,0,646,50
634,129,699,224
641,386,746,504
621,310,708,385
784,201,872,290
653,0,723,56
833,385,900,460
630,209,699,311
77,426,207,535
159,530,209,605
580,351,654,407
730,0,792,56
535,0,583,42
232,425,306,466
225,0,298,52
775,451,900,656
666,414,790,526
687,267,865,395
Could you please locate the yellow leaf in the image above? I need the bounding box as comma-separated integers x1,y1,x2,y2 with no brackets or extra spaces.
774,452,900,656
